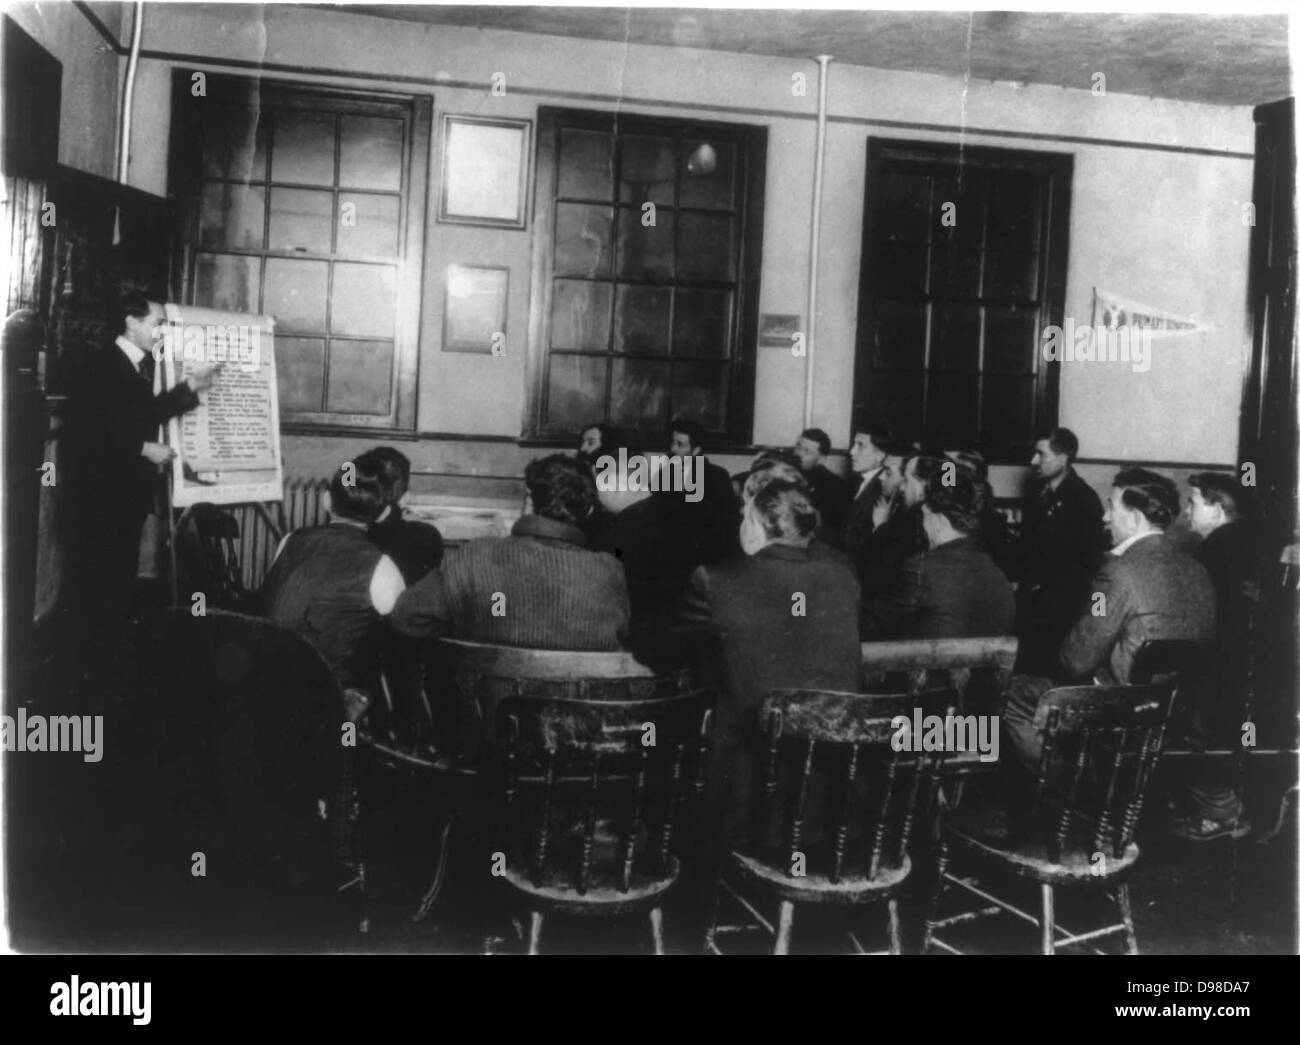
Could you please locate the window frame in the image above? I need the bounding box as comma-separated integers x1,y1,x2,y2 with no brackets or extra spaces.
524,107,766,446
853,137,1073,463
168,71,430,433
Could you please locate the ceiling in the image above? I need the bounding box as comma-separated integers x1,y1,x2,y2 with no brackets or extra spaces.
323,5,1292,107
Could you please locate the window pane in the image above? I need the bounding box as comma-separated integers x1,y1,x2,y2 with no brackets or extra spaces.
875,245,928,298
985,304,1039,375
194,253,260,313
670,360,726,429
276,336,325,412
616,206,675,282
268,187,333,254
273,109,336,186
868,368,923,436
614,285,670,355
672,288,730,357
612,358,669,426
202,105,266,182
546,354,607,428
931,245,981,299
679,139,734,210
875,170,929,245
551,280,612,352
337,192,400,258
557,127,614,201
331,263,396,337
872,300,926,369
984,250,1038,302
926,371,978,446
326,339,393,414
932,303,980,372
199,183,264,249
676,212,733,282
554,203,613,278
619,134,676,206
339,115,403,191
986,173,1041,250
263,257,328,332
982,375,1036,446
932,175,984,248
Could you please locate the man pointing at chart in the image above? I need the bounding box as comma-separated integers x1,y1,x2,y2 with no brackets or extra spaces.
56,291,219,692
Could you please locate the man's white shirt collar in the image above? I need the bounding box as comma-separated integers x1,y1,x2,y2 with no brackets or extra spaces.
1110,530,1160,557
116,335,145,369
855,466,882,499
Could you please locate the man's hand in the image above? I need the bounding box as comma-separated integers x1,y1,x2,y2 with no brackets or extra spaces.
142,441,176,466
185,363,222,393
871,493,893,530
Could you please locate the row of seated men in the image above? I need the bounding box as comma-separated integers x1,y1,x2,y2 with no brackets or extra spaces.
260,422,1258,845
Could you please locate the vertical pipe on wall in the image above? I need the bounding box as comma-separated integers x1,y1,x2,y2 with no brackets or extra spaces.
114,1,146,243
804,54,832,429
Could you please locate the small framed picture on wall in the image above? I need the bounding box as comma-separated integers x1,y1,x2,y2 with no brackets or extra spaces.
438,115,532,228
443,264,510,354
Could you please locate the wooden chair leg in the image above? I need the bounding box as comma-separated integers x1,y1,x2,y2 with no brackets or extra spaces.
1040,884,1055,955
527,910,544,955
773,900,796,955
1116,884,1139,955
887,898,903,955
649,906,665,955
922,840,950,954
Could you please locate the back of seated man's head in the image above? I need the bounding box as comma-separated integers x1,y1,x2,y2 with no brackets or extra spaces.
330,456,387,524
921,470,981,546
361,445,411,505
945,448,992,511
743,457,808,506
1187,472,1250,536
742,478,820,555
1111,467,1180,534
525,453,596,527
593,443,654,514
902,454,945,508
794,427,831,471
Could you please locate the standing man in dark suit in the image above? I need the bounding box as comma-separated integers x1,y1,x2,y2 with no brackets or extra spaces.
1014,427,1109,674
861,470,1015,639
792,427,850,534
58,292,217,674
668,417,739,564
1002,468,1215,770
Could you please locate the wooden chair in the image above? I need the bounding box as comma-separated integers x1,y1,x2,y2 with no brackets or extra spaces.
181,503,261,613
924,682,1174,955
861,636,1017,796
358,638,696,927
489,687,713,953
134,608,366,936
706,687,958,955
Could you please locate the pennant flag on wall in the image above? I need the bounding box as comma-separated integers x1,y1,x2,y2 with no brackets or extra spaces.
1091,287,1214,337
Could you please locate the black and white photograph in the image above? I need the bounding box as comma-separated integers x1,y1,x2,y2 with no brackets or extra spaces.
1,0,1297,982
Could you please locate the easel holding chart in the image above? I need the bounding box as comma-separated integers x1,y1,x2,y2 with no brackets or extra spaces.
159,304,285,605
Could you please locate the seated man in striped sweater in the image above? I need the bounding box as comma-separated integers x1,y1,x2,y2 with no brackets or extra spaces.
391,454,630,650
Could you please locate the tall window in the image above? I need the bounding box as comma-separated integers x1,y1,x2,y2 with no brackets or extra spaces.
854,139,1072,461
170,74,429,430
527,108,765,444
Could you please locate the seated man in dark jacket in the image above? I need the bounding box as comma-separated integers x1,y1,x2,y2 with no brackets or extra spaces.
262,457,405,705
391,454,630,649
861,470,1015,640
1002,468,1215,771
359,446,444,584
674,479,862,842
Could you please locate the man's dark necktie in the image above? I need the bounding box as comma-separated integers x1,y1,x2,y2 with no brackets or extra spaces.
139,352,155,387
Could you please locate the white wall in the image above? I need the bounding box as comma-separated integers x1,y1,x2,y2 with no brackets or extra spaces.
17,3,1257,497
